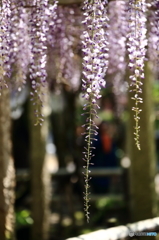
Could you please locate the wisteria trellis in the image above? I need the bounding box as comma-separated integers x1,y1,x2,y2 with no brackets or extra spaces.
0,0,158,221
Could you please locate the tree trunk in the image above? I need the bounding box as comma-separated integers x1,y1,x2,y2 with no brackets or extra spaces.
50,89,78,224
29,102,51,240
0,88,15,240
128,62,158,222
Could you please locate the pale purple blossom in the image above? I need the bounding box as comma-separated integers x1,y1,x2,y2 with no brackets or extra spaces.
82,0,109,103
81,0,109,222
47,5,83,91
47,1,58,46
0,0,11,89
29,0,49,125
127,0,148,150
10,0,31,91
148,0,159,73
107,1,128,114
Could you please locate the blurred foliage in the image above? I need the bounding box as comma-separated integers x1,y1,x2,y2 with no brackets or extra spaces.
16,210,33,229
96,197,125,210
80,228,92,234
153,81,159,104
91,197,125,225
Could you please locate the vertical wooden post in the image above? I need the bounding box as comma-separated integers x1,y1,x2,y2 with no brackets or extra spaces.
128,62,158,221
29,102,51,240
0,88,15,240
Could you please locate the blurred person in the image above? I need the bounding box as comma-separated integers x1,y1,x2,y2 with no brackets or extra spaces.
91,120,119,194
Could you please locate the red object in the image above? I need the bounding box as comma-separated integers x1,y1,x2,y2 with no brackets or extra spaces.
101,133,112,153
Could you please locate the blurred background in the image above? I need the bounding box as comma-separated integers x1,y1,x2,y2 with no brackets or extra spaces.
13,74,159,240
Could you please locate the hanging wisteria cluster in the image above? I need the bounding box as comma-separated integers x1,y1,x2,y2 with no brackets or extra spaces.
107,1,128,114
155,1,159,67
47,5,83,91
148,0,159,73
0,0,58,124
29,0,50,125
81,0,109,222
10,0,31,91
108,1,127,76
127,0,148,150
0,0,11,90
0,0,158,222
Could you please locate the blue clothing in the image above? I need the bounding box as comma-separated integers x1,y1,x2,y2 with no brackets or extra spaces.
90,133,118,193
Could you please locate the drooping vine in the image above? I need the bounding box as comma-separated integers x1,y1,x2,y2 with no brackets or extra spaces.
10,0,31,91
29,0,49,125
155,1,159,67
127,0,148,150
47,0,58,47
107,1,128,114
81,0,109,222
0,0,11,91
148,0,159,73
48,5,82,91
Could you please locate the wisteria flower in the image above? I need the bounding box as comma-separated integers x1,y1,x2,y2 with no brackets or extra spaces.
148,0,159,74
10,0,31,91
127,0,148,150
0,0,11,90
107,1,128,114
81,0,109,222
47,5,83,91
29,0,49,125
